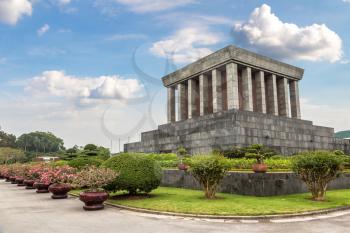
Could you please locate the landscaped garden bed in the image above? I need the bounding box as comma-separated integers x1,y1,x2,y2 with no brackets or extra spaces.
71,187,350,216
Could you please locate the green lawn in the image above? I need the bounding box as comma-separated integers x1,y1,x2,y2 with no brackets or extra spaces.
72,187,350,216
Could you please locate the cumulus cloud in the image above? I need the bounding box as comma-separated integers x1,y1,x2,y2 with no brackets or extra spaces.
114,0,195,13
0,0,32,25
37,24,50,36
26,70,144,101
150,27,221,64
234,4,343,62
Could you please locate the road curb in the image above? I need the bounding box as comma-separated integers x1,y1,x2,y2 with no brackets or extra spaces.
69,193,350,220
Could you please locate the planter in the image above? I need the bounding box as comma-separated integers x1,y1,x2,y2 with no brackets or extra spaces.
24,180,36,189
252,163,268,173
79,191,109,211
178,163,189,171
0,174,4,179
34,182,50,193
16,177,25,186
49,183,71,199
9,176,17,184
4,175,11,182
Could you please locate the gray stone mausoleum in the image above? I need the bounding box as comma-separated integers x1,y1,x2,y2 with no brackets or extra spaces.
124,45,350,155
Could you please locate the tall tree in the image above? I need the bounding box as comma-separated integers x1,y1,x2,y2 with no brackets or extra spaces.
16,132,64,153
0,130,16,148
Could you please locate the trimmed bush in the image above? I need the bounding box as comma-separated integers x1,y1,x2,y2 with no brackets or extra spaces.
292,151,344,201
103,153,162,194
189,154,230,199
68,157,102,169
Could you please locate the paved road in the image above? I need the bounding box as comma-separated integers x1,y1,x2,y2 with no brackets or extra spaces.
1,181,350,233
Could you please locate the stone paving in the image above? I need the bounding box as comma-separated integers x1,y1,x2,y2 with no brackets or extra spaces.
1,181,350,233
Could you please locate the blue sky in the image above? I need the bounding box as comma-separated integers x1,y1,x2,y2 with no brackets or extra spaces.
0,0,349,151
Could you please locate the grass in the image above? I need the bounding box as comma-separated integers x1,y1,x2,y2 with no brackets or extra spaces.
72,187,350,216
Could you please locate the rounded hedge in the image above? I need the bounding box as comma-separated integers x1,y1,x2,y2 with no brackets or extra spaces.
68,157,102,169
103,153,162,194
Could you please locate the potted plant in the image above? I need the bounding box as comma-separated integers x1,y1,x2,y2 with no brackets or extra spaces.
46,166,76,199
73,167,118,211
177,146,189,171
33,166,52,193
245,144,275,173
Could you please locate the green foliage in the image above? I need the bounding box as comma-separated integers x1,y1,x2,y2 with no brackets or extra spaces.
103,153,162,194
244,144,276,164
292,150,345,201
0,147,26,164
215,147,246,159
84,144,97,151
0,130,16,148
227,158,291,170
68,157,102,169
16,131,64,153
177,146,187,157
51,160,69,167
189,154,231,199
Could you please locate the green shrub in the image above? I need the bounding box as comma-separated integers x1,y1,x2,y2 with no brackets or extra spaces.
218,147,246,159
227,158,292,170
244,144,276,164
51,160,69,167
84,144,97,151
103,153,162,194
145,153,177,161
189,154,230,199
68,157,102,169
292,151,344,201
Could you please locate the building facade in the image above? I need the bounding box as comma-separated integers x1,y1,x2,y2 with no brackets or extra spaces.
124,45,350,155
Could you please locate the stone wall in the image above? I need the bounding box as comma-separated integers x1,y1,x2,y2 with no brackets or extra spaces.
161,170,350,196
124,109,350,155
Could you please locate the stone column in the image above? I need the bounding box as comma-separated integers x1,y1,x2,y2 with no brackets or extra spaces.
242,67,253,111
266,74,279,115
226,63,239,109
212,69,223,113
177,82,188,121
188,79,198,119
254,71,267,113
167,86,176,123
199,74,209,116
289,80,301,119
277,77,290,117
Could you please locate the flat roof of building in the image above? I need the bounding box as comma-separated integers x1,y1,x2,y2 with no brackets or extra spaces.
162,45,304,87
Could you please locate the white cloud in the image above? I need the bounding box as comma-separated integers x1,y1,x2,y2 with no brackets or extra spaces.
234,4,343,63
0,0,32,25
26,70,144,101
57,0,71,5
114,0,195,13
37,24,50,36
150,27,222,64
301,98,350,132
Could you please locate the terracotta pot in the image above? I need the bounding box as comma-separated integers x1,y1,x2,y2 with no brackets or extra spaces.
178,163,189,171
252,163,268,173
34,182,50,193
16,177,25,186
4,175,11,182
0,174,4,179
9,176,17,184
24,180,36,189
79,191,109,211
49,183,71,199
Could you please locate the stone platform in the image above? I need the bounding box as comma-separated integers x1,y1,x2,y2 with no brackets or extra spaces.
124,109,350,155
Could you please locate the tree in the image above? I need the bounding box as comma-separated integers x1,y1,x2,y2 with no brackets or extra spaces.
292,151,344,201
16,132,64,153
0,147,26,164
0,130,16,148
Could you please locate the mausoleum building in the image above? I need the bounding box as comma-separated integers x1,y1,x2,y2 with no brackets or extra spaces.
124,45,350,155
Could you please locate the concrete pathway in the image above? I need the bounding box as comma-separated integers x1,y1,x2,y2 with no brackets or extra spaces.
1,181,350,233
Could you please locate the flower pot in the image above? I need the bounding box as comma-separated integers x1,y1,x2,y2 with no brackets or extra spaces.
34,182,50,193
49,183,71,199
0,174,4,179
252,163,268,173
79,191,109,211
9,176,17,184
24,180,36,189
178,163,189,171
16,177,25,186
